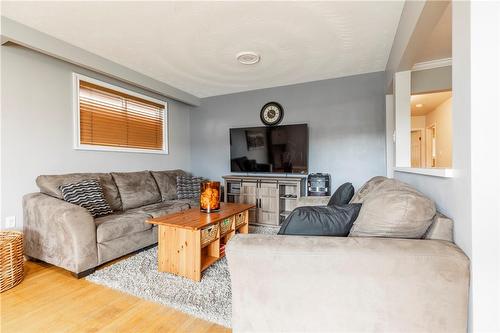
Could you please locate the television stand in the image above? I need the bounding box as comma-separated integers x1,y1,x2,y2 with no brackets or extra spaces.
223,175,306,226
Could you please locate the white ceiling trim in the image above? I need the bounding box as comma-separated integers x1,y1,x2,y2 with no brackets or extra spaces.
0,17,200,106
412,58,452,71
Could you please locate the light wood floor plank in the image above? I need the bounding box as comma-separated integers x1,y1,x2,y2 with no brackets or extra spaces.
0,261,230,333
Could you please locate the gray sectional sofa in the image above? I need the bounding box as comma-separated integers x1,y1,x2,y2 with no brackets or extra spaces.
23,169,194,277
227,177,470,332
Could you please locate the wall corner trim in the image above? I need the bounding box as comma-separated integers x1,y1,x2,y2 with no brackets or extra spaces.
0,16,201,107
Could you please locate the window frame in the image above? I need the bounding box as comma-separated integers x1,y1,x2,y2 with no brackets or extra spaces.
73,73,168,154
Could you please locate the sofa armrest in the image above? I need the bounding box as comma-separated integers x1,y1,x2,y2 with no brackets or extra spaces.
23,193,98,274
296,195,330,207
226,234,469,333
424,212,454,242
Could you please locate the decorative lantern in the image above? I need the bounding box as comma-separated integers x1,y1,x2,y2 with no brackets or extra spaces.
200,181,221,213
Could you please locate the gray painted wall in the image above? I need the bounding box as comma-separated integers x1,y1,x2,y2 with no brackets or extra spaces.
411,66,452,94
190,71,387,191
1,44,193,229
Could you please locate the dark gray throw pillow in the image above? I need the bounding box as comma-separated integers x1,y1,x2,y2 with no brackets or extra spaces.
328,182,354,206
278,204,362,236
60,179,113,217
176,176,204,200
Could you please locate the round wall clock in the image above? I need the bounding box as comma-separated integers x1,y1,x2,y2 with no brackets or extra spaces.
260,102,284,126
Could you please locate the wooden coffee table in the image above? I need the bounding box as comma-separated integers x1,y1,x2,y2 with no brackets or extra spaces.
147,202,254,282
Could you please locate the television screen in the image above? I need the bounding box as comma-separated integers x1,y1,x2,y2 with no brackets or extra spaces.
229,124,308,174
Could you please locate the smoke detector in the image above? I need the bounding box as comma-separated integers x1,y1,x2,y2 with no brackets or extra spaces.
236,51,260,65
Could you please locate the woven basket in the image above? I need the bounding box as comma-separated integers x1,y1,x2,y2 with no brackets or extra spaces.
235,212,246,228
219,218,233,235
201,224,218,247
1,231,24,292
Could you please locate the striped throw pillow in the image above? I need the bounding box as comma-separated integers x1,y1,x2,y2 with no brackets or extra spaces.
60,179,113,217
176,176,204,200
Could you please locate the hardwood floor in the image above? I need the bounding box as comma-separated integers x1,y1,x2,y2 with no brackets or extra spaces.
1,260,231,333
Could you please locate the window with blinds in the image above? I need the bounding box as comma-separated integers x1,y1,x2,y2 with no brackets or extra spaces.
76,76,167,153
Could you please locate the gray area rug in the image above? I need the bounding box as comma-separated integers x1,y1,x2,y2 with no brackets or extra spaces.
86,225,279,328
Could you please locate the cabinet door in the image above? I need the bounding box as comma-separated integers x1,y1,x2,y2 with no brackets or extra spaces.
238,181,258,224
224,180,240,203
258,182,279,226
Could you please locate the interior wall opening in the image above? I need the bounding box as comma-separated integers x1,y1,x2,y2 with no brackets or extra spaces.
410,90,452,168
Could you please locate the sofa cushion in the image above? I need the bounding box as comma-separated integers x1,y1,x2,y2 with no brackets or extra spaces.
95,211,152,243
97,227,157,265
278,204,362,236
36,173,122,211
349,178,436,239
349,176,387,204
111,171,161,210
328,182,354,206
151,170,188,201
60,179,113,217
129,200,192,218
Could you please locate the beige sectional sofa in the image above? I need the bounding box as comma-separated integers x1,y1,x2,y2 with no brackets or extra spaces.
227,177,470,332
23,169,193,277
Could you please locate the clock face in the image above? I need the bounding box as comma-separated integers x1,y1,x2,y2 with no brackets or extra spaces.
260,102,284,126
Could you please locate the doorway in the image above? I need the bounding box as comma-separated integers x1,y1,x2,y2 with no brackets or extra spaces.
409,90,452,169
426,124,437,168
411,129,424,167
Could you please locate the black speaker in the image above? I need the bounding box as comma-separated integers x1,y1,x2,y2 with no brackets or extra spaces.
307,173,331,196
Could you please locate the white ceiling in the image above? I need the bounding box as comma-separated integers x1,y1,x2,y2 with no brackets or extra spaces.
2,1,404,98
411,90,452,116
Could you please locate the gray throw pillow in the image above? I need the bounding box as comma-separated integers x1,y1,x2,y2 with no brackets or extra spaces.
60,179,113,217
349,178,436,239
328,182,354,206
176,176,204,200
278,204,362,236
349,176,387,203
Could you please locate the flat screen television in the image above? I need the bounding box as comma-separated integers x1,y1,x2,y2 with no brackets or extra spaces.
229,124,308,174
